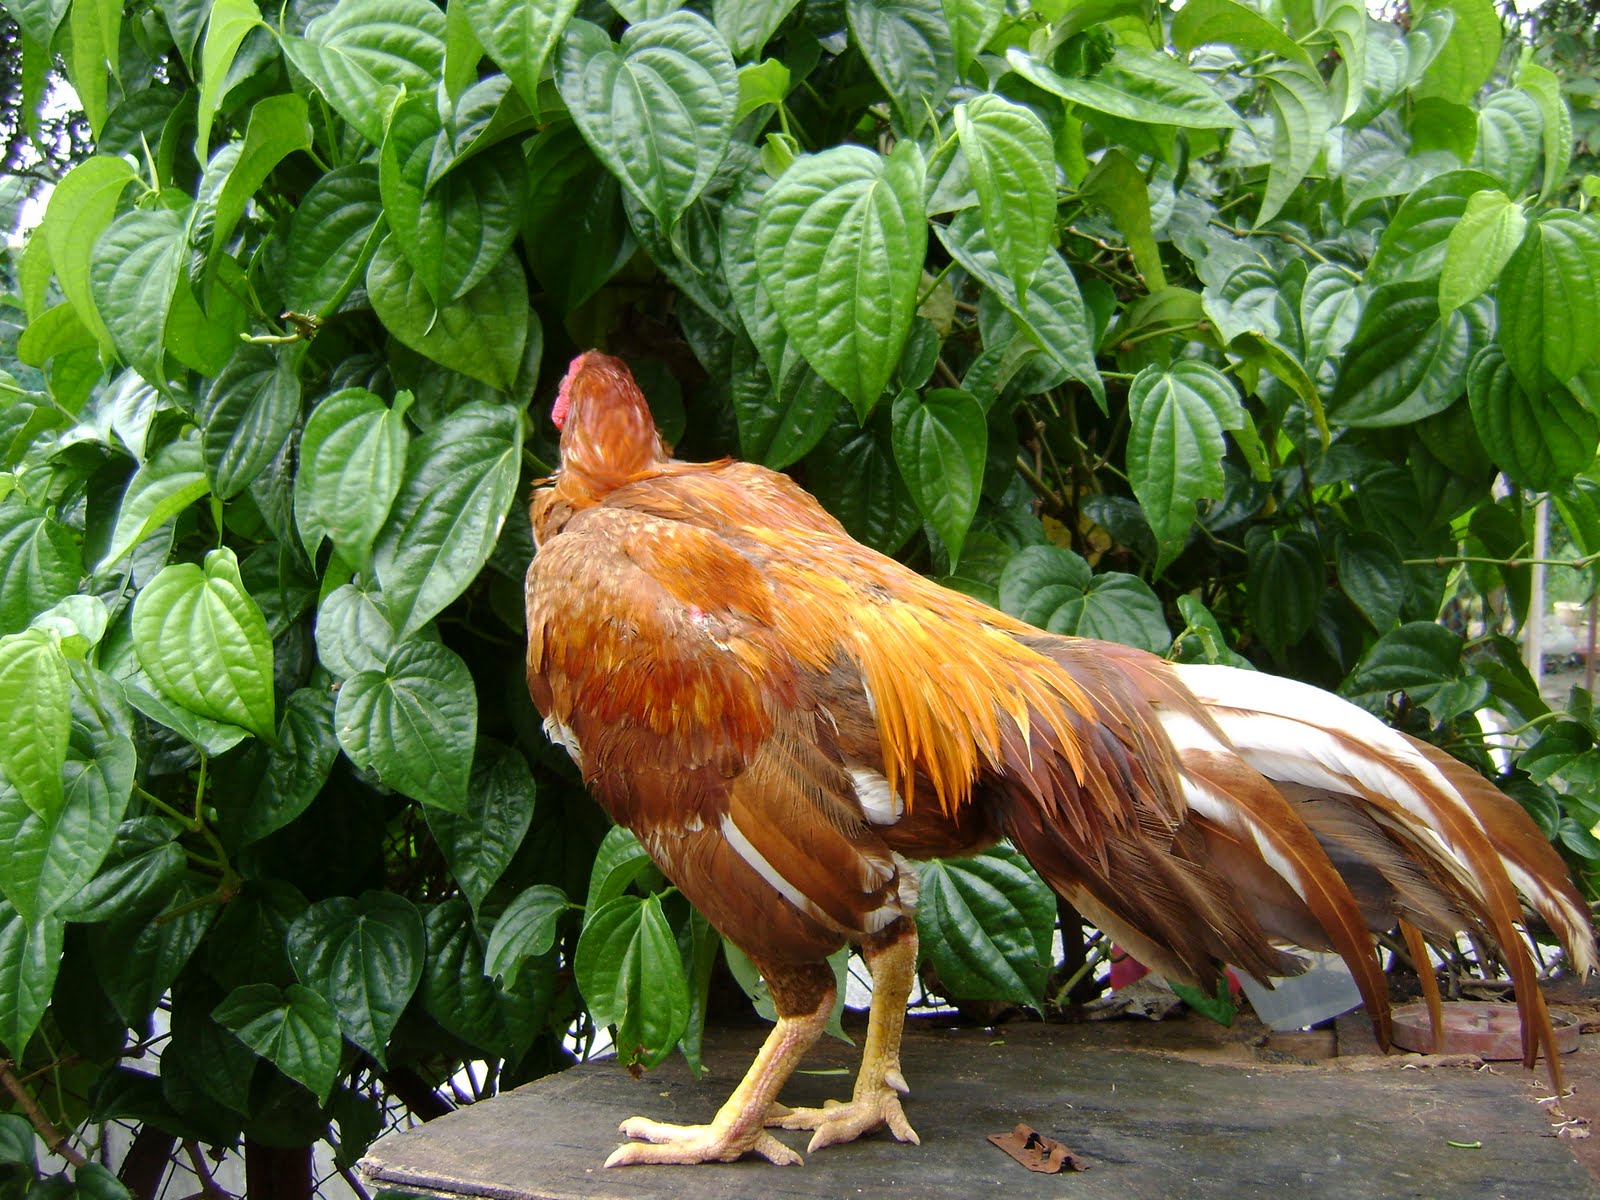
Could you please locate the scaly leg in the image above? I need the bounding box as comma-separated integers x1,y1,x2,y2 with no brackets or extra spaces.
770,919,920,1152
606,960,833,1167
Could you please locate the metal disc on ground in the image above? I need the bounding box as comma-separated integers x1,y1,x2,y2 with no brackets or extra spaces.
1391,1001,1581,1058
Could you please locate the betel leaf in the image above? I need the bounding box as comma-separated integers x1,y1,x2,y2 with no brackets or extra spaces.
0,505,82,637
1172,0,1310,63
1340,621,1486,721
1368,169,1501,284
88,206,186,387
1326,281,1487,427
756,143,927,420
997,545,1170,652
1471,88,1541,197
213,983,342,1103
1467,346,1598,491
713,0,798,59
458,0,577,108
847,0,955,136
40,156,139,350
228,688,340,846
1413,0,1500,106
1005,45,1242,130
808,414,921,554
283,165,387,318
1300,262,1366,365
0,629,70,820
557,12,736,236
916,845,1053,1008
1518,61,1572,203
335,639,477,811
1259,60,1334,225
1496,212,1600,394
1126,362,1245,574
371,401,521,637
729,346,843,470
195,0,265,156
366,236,530,392
379,90,527,305
955,94,1054,301
314,583,398,679
1080,150,1166,291
485,885,568,990
286,892,425,1066
424,740,535,913
295,388,411,567
198,93,313,285
131,547,276,741
891,388,986,569
198,346,302,499
584,825,653,916
938,210,1105,410
280,0,446,145
91,877,215,1025
419,897,515,1057
573,893,689,1071
1435,188,1524,310
1336,530,1404,632
1245,527,1322,660
0,899,64,1057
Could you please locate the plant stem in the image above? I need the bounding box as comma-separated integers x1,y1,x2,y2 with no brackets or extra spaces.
0,1059,86,1166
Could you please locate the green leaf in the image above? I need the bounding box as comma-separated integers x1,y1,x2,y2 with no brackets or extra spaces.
284,165,387,318
60,829,184,925
380,92,527,305
937,210,1104,410
1413,0,1500,105
955,95,1054,301
584,826,654,916
0,900,64,1056
557,13,737,235
574,893,689,1071
1369,169,1502,284
280,0,446,145
68,0,121,136
1126,362,1245,574
88,206,186,386
0,685,134,922
1172,0,1310,64
998,545,1170,651
40,156,139,351
371,401,521,637
201,93,313,283
1316,0,1366,120
1336,531,1404,631
1259,61,1334,225
366,236,530,392
459,0,577,108
943,0,1003,80
335,640,477,810
1440,190,1526,316
229,688,340,846
808,415,921,554
523,123,636,313
1496,213,1600,393
314,583,398,679
213,983,342,1102
132,547,276,740
1471,89,1542,197
1340,621,1485,721
195,0,266,156
1080,149,1166,291
198,346,302,499
286,893,425,1067
0,506,83,638
756,142,927,419
1327,281,1486,427
1300,262,1366,365
1467,346,1597,491
915,846,1054,1008
485,885,567,990
424,741,535,913
1006,45,1242,130
891,388,985,568
729,348,843,470
9,0,68,45
713,0,799,59
847,0,954,136
0,629,71,821
735,58,790,121
1246,528,1322,659
295,388,411,567
1518,62,1572,203
419,897,514,1056
90,878,214,1025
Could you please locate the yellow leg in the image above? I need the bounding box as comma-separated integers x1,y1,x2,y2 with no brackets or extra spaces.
606,963,833,1167
770,923,920,1152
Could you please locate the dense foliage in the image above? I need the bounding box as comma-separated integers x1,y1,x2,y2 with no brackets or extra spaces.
1,0,1599,1193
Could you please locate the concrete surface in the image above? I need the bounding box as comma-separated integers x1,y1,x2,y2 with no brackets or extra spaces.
361,1015,1597,1200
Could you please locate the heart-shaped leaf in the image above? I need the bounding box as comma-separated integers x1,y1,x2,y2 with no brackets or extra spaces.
295,388,411,567
891,387,986,568
213,983,342,1102
458,0,577,108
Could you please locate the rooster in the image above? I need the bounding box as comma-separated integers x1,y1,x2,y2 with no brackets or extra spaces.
524,351,1596,1167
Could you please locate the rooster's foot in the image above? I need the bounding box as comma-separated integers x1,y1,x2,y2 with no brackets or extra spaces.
768,1085,920,1152
605,1116,804,1167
